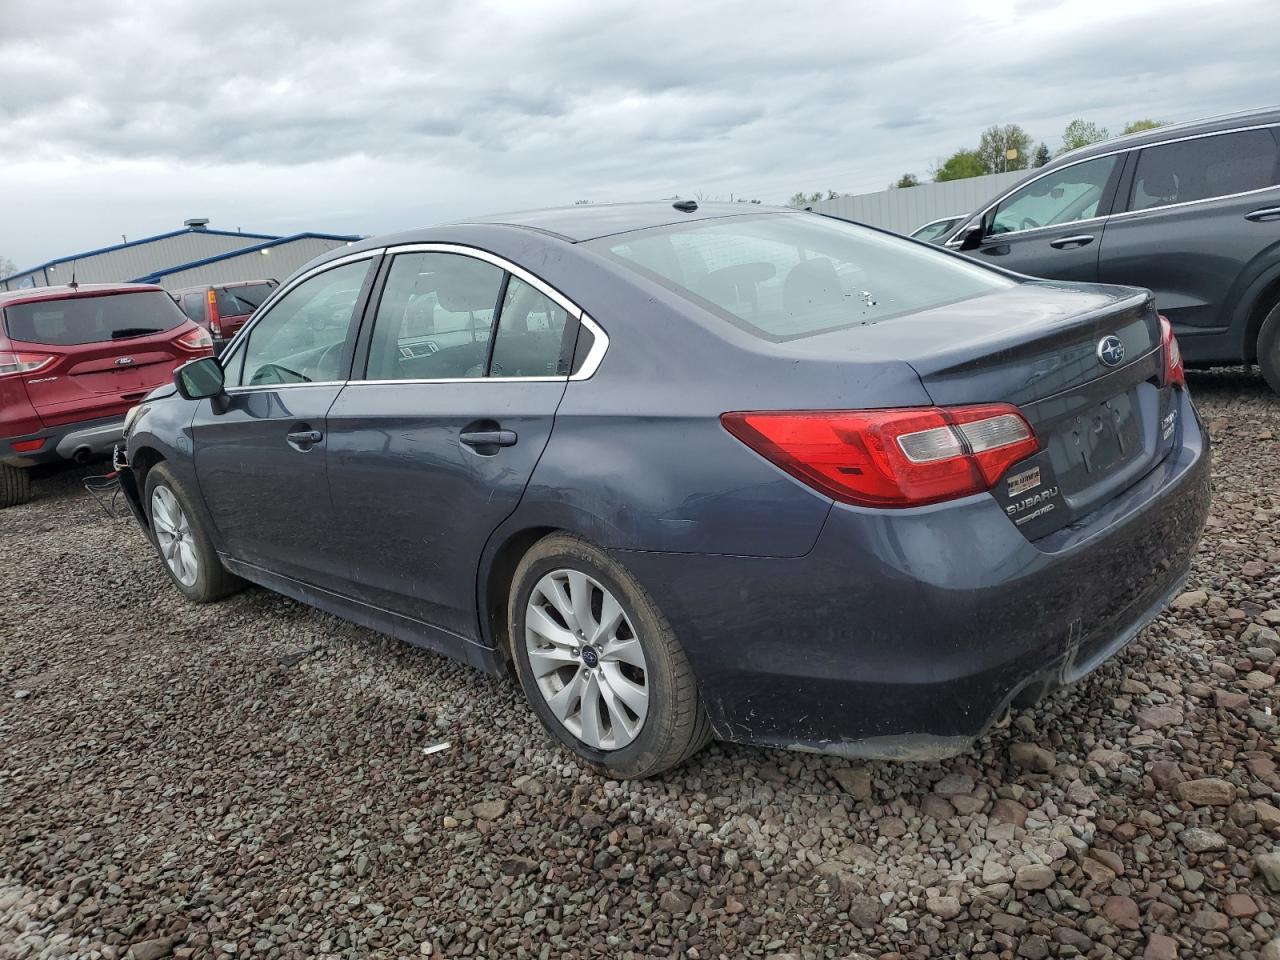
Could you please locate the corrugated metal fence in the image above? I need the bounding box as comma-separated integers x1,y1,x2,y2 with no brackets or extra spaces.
809,170,1026,235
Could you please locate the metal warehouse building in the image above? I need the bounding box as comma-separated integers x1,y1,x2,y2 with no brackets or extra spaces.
2,218,360,292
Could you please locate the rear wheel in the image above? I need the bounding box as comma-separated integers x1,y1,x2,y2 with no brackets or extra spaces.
1258,300,1280,395
144,463,243,603
0,464,32,509
509,533,711,778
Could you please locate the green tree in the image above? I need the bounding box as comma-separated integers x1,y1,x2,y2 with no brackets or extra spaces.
1059,119,1110,155
1122,118,1166,135
893,173,921,188
976,124,1032,173
933,149,988,182
1033,142,1051,167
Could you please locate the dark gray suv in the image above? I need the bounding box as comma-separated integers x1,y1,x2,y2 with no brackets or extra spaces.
942,107,1280,392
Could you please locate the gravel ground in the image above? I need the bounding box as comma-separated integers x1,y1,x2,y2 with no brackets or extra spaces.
1,368,1278,960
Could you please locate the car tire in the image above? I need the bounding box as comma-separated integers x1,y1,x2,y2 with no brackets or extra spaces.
144,462,244,603
1258,300,1280,395
0,464,32,509
509,533,712,779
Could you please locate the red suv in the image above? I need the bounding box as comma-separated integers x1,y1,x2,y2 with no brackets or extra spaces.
171,279,278,353
0,283,213,507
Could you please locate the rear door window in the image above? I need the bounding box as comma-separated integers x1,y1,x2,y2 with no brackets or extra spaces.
489,277,573,378
364,252,504,381
2,291,187,345
989,155,1119,236
1129,128,1280,211
181,292,207,324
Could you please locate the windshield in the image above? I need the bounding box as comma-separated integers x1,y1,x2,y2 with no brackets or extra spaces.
910,217,960,242
2,290,187,345
587,214,1013,340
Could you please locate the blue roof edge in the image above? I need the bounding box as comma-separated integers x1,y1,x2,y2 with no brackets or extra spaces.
1,227,283,284
130,232,361,283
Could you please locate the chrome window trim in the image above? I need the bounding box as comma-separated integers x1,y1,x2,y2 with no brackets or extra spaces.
945,121,1280,246
218,248,386,374
1111,182,1280,219
344,242,611,384
225,381,346,395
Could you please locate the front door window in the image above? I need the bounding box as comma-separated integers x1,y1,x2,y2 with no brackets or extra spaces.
989,155,1119,236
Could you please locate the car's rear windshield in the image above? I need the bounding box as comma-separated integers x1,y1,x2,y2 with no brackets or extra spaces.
586,213,1014,340
215,282,276,317
2,291,186,345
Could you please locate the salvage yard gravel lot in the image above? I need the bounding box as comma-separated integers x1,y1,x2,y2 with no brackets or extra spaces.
2,369,1278,960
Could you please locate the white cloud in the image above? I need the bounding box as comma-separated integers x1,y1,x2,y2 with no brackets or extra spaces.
1,0,1277,265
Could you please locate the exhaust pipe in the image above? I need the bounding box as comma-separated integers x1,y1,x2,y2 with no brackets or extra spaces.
72,446,94,464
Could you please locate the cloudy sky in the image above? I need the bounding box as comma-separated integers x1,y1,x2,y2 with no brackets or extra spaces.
2,0,1278,268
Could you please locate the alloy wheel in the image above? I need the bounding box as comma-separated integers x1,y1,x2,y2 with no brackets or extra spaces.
151,485,199,587
524,569,649,750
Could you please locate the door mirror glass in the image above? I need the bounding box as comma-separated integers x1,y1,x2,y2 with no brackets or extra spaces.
989,155,1119,236
174,356,225,400
957,224,984,251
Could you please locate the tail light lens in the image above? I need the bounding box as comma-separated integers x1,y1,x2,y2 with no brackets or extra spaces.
1159,314,1185,388
721,404,1039,508
175,326,214,353
206,289,222,337
0,350,55,378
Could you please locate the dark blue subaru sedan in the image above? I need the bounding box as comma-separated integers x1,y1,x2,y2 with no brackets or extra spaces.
117,202,1210,777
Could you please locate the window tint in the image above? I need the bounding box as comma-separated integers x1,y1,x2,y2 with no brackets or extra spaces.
489,277,571,378
181,293,207,324
365,252,504,381
1130,129,1279,211
3,291,186,345
590,214,1012,340
989,155,1118,236
233,260,370,387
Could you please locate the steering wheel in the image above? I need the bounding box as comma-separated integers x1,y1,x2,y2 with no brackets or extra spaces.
249,362,304,386
1019,217,1042,231
313,340,343,380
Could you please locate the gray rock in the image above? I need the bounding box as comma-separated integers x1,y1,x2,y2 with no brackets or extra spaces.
1180,827,1228,853
1014,863,1055,891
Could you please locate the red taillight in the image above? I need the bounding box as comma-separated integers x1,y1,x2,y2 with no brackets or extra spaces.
0,351,55,378
1159,314,1185,388
10,438,44,453
721,404,1040,508
175,326,214,353
206,289,222,337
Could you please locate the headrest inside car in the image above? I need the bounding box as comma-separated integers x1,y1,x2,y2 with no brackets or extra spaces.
434,258,499,313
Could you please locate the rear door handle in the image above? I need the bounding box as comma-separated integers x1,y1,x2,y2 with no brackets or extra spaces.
1049,234,1095,249
459,429,517,448
286,429,323,448
1245,207,1280,222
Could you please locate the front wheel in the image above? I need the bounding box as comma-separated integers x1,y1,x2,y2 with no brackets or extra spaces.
1258,300,1280,395
144,463,243,603
509,533,711,778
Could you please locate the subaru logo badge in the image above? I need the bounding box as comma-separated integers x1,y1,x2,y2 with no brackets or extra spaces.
1096,335,1124,367
115,356,135,366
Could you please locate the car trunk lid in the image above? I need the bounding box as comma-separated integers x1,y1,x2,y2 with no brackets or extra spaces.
801,282,1177,537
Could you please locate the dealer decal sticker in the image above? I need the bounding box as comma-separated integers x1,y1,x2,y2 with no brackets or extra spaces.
1006,465,1041,497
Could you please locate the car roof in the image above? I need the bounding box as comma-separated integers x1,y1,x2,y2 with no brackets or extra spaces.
453,200,794,242
0,283,165,308
1051,104,1280,167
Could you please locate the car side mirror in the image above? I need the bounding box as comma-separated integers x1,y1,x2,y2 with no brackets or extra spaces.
174,356,225,400
956,224,984,251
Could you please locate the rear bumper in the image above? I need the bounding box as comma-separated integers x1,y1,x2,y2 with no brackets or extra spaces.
616,389,1211,760
1,415,126,467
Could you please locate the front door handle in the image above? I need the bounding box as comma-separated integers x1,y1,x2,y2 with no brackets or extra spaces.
286,428,323,449
1049,234,1095,249
460,429,517,448
1245,207,1280,222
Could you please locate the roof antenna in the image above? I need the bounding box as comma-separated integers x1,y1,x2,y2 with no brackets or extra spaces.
69,261,78,291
